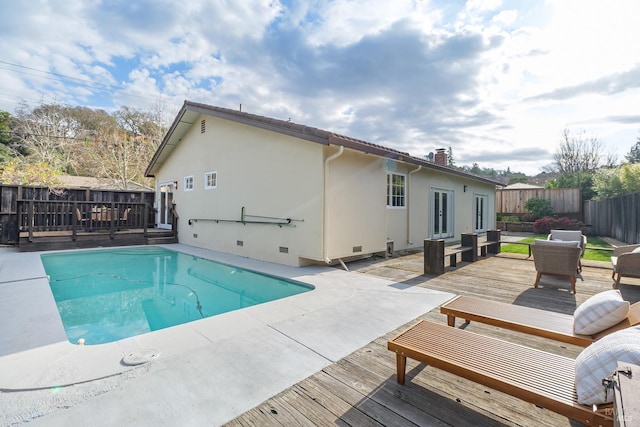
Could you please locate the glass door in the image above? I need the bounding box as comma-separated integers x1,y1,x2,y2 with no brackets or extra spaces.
431,188,453,239
474,194,488,233
158,182,174,230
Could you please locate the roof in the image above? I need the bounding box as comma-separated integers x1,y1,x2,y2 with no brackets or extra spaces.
502,183,544,190
145,100,502,186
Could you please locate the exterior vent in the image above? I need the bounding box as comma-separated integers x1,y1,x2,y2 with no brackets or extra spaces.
193,233,198,238
237,240,243,247
353,245,362,253
279,246,289,254
200,119,206,134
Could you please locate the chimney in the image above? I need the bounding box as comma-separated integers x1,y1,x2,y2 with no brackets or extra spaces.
434,148,447,166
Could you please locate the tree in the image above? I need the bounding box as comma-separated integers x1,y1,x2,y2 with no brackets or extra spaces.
625,135,640,163
0,110,16,162
592,164,640,199
553,128,616,174
447,146,455,167
0,158,62,186
507,176,529,185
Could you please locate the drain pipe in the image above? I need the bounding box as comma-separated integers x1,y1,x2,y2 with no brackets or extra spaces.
406,165,422,245
322,145,344,264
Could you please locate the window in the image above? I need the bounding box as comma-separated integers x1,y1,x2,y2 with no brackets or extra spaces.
184,176,194,191
205,171,217,189
386,173,405,207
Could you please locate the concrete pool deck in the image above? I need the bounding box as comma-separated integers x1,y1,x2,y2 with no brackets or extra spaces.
0,244,454,426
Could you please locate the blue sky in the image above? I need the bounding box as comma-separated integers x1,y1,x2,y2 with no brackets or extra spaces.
1,0,639,175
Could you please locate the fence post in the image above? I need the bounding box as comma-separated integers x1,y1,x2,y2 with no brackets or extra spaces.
424,239,445,275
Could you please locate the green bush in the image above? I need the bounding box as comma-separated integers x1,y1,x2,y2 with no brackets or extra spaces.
524,197,553,220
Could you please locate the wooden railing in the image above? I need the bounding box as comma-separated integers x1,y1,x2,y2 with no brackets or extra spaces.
18,200,152,242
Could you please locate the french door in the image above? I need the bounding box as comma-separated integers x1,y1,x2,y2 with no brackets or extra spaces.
431,188,453,239
474,194,488,233
158,182,174,230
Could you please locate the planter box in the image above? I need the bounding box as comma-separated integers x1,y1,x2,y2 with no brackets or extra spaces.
496,221,535,233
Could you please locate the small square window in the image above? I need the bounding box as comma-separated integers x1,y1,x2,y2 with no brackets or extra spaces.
184,176,194,191
205,171,217,189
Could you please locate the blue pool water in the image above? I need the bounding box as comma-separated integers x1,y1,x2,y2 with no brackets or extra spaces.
41,247,313,345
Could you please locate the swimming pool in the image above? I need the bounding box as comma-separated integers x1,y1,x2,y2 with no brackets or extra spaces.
41,247,314,345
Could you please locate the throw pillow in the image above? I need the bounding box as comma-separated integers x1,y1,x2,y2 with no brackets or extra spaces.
535,239,581,247
573,290,629,335
632,246,640,254
575,326,640,405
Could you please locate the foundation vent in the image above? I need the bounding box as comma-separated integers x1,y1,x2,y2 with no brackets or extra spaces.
237,240,243,247
353,245,362,253
279,246,289,254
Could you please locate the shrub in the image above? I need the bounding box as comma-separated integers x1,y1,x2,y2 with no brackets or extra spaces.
533,216,585,234
524,197,553,220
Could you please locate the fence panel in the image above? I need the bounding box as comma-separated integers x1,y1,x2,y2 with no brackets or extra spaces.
584,191,640,244
0,185,155,245
496,188,582,216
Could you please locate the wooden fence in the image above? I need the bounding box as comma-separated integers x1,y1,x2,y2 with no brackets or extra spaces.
0,185,155,245
496,188,582,218
584,191,640,244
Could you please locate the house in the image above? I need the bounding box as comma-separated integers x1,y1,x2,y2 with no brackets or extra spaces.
145,101,501,267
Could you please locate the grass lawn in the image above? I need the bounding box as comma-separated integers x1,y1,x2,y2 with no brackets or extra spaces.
500,235,613,262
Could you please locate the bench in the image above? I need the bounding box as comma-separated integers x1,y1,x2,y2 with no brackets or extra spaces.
440,295,640,347
424,233,478,275
479,229,532,258
387,320,612,427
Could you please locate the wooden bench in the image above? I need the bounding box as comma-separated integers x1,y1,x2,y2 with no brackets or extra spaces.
440,295,640,347
387,320,613,427
424,233,478,275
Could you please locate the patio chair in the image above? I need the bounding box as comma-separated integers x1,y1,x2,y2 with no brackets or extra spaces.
548,229,587,272
611,244,640,288
440,294,640,347
531,240,583,293
387,320,613,426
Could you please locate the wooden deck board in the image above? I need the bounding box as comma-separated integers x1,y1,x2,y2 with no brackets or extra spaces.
225,252,640,427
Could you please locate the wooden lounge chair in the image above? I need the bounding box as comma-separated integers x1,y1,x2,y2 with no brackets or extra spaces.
387,320,613,427
440,295,640,347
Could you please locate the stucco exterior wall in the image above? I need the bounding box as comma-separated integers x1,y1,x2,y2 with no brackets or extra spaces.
155,115,324,266
323,149,387,261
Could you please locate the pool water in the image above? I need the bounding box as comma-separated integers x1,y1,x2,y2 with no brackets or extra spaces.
41,247,313,345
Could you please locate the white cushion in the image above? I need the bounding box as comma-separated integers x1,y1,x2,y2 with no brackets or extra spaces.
575,326,640,405
573,290,629,335
632,247,640,254
535,239,581,248
550,230,583,241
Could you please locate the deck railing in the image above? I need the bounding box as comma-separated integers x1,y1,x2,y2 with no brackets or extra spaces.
18,200,152,242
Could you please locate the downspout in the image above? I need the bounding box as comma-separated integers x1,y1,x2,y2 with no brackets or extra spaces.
406,165,422,245
322,145,344,264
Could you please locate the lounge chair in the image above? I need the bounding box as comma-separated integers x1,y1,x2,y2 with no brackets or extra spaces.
531,240,582,293
387,320,613,427
611,244,640,288
440,294,640,347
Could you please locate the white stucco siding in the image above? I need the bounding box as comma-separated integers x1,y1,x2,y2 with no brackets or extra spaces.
324,149,387,261
156,115,324,266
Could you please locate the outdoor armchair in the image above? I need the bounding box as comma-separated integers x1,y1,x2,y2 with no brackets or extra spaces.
531,239,582,294
548,229,587,272
611,244,640,288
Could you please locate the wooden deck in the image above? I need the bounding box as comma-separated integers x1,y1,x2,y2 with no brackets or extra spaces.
225,252,640,427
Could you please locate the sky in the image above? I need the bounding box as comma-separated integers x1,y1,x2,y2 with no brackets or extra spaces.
1,0,639,176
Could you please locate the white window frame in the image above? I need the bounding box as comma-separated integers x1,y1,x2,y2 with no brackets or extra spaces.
205,171,217,189
386,173,406,208
183,175,194,191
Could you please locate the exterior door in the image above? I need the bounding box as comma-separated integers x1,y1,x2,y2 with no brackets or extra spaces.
158,182,174,230
474,194,488,233
431,188,453,239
